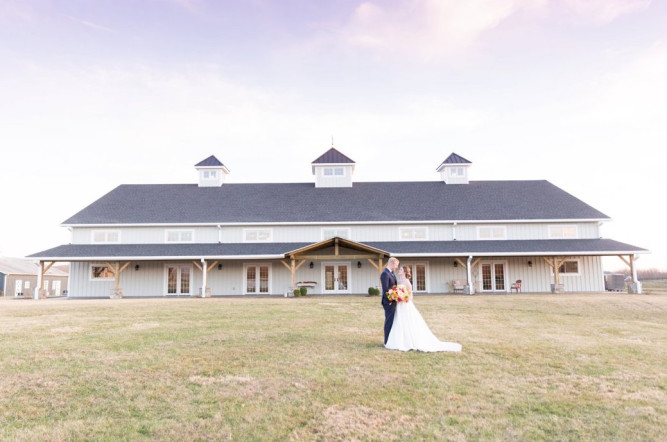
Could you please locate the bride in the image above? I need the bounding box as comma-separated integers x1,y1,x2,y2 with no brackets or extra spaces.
385,266,462,352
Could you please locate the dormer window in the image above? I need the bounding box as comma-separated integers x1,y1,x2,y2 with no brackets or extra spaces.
312,147,355,188
195,155,230,187
436,153,471,184
449,167,465,177
324,167,345,176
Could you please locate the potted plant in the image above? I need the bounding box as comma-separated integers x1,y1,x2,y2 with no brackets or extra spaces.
299,286,308,296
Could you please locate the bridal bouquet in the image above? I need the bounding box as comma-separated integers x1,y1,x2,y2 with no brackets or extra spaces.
386,284,412,303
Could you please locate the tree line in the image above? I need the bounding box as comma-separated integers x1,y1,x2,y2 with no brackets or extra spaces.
607,268,667,280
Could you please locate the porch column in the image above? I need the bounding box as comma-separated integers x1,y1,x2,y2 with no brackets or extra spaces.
201,258,208,297
465,255,474,295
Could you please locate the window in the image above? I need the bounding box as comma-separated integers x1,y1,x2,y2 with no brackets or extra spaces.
92,230,120,244
322,228,350,239
91,264,114,280
404,263,427,292
25,281,31,289
549,225,578,239
323,167,344,176
245,264,270,294
165,229,194,243
559,260,579,274
477,226,507,240
244,229,272,242
203,170,217,179
399,227,428,241
449,167,464,177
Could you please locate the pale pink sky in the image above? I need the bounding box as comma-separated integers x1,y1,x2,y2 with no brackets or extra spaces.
1,0,665,269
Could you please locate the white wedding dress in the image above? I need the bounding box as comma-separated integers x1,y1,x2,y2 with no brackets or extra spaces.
385,277,462,352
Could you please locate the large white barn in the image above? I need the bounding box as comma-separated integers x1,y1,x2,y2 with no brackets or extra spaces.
29,148,647,298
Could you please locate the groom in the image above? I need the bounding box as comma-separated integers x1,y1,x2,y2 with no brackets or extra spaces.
380,257,400,345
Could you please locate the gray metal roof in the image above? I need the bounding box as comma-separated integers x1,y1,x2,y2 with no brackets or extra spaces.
0,257,69,275
195,155,226,168
438,152,472,166
28,239,646,261
61,180,610,225
311,148,355,164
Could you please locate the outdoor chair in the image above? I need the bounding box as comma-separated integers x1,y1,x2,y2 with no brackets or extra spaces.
451,280,465,293
510,280,522,293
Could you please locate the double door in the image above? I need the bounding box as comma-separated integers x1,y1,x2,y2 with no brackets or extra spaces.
323,263,350,294
480,262,507,292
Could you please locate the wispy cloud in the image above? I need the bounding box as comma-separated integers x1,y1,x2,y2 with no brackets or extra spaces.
561,0,651,24
335,0,544,60
334,0,651,61
64,14,115,33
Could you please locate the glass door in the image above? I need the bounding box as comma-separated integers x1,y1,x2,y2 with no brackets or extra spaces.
323,263,350,294
245,264,270,294
480,262,506,292
403,263,427,293
166,265,192,296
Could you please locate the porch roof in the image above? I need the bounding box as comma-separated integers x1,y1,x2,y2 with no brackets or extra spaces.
28,238,646,262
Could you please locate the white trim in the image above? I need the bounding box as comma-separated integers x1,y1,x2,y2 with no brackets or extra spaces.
400,261,429,293
321,261,351,294
30,249,647,262
478,260,509,292
552,259,581,276
91,230,121,244
163,263,194,296
548,224,578,239
321,227,351,240
398,227,428,241
89,263,114,281
243,228,273,243
164,229,195,243
476,225,507,240
243,263,272,295
61,218,611,228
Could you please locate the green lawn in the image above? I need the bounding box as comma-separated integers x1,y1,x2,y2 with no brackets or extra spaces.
1,294,665,441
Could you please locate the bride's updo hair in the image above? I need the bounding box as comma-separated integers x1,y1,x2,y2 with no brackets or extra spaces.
402,266,411,279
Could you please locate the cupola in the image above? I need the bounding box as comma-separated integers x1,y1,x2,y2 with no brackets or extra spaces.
195,155,230,187
311,147,355,188
436,153,471,184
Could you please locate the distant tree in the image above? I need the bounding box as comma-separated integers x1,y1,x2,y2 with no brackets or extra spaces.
608,268,667,280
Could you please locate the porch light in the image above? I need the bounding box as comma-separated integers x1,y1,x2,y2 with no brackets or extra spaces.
218,263,223,270
453,261,458,267
135,264,140,271
309,262,314,269
528,260,533,267
357,261,362,269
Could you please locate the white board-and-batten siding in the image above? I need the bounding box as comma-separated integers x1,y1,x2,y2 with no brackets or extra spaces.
72,221,601,245
65,254,604,298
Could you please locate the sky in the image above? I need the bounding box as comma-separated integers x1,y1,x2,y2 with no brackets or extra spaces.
1,0,665,271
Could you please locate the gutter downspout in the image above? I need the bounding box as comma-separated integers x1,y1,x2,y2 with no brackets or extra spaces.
466,255,474,295
201,258,208,297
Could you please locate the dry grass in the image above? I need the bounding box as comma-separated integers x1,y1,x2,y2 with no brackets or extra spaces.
0,293,665,441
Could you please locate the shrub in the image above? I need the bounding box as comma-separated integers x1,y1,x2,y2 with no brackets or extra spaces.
293,289,301,297
368,287,380,296
299,286,307,296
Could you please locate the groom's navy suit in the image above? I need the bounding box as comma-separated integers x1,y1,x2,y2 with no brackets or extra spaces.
380,267,398,344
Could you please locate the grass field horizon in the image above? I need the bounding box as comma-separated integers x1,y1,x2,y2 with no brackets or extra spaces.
1,292,665,441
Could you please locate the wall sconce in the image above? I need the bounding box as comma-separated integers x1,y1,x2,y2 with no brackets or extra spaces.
453,261,458,267
309,262,314,269
528,260,533,267
135,264,140,271
218,263,223,270
357,261,362,269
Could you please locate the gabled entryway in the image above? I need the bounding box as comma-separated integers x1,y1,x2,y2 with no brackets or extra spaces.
282,237,390,292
